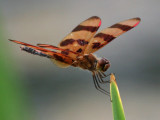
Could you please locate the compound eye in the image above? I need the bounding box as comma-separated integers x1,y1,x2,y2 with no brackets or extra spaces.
102,64,110,71
97,58,110,71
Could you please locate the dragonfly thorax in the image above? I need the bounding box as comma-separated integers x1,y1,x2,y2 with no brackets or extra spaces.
73,54,110,72
73,54,97,71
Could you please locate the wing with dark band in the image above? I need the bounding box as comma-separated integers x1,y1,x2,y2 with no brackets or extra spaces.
9,39,74,65
59,16,101,55
37,43,79,60
84,17,141,54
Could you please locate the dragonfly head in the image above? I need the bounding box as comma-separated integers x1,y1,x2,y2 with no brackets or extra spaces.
96,58,110,72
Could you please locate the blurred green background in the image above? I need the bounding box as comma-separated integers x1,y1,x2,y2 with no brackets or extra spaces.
0,0,160,120
0,14,29,120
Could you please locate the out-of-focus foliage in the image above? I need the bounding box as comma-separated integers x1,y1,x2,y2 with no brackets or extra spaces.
0,14,29,120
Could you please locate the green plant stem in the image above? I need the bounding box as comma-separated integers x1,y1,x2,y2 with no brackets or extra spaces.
110,73,125,120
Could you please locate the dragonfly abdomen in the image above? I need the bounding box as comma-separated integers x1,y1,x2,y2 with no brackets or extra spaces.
20,46,51,58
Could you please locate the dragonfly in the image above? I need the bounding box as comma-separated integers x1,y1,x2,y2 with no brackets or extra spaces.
9,16,141,95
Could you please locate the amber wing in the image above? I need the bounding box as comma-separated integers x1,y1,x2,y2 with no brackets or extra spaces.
84,17,141,54
9,39,74,65
37,43,80,67
37,16,101,68
59,16,101,55
38,16,101,67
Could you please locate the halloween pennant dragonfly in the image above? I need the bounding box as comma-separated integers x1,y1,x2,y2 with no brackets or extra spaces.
9,16,141,95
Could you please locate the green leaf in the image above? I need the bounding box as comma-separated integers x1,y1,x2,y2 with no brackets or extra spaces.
110,73,125,120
